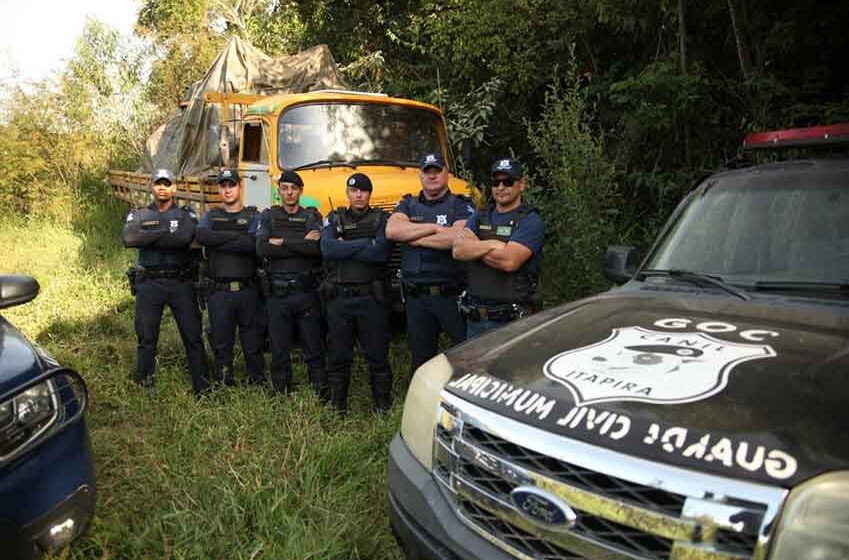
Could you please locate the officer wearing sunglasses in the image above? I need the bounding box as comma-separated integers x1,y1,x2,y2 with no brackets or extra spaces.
453,158,545,338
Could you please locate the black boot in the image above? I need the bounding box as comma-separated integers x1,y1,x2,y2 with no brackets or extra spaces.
371,370,393,414
309,367,330,403
328,370,350,415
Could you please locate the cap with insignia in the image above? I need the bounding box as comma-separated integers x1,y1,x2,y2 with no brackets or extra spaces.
151,168,174,185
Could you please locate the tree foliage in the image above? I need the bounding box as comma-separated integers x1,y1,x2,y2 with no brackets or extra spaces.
2,0,848,300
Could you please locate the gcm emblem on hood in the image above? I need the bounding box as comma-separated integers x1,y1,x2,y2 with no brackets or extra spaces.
543,327,776,406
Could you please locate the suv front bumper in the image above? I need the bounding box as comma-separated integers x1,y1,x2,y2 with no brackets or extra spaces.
388,433,514,560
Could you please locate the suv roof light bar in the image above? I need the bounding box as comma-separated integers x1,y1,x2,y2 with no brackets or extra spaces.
743,123,849,150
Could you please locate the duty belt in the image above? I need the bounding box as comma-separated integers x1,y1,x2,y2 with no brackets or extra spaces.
403,282,461,298
270,275,315,297
459,297,531,322
210,279,254,292
138,268,193,281
325,283,374,300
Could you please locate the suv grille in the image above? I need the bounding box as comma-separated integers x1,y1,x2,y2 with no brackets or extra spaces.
433,394,787,560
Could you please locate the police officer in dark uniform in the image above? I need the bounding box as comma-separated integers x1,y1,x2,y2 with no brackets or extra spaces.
453,158,544,338
122,168,210,394
320,172,392,413
196,169,265,386
256,170,326,397
386,152,474,373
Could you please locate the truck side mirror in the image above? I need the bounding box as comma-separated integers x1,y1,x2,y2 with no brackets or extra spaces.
0,275,40,310
603,246,639,284
460,138,473,170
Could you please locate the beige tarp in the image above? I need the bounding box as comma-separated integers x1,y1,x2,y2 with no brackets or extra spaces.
141,37,345,176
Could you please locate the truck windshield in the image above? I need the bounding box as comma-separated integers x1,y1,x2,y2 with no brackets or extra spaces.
278,102,444,169
645,167,849,286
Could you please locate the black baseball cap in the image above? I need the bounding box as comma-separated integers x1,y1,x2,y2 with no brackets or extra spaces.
278,169,304,187
419,152,445,171
151,168,174,185
490,158,523,179
217,168,240,185
346,172,373,192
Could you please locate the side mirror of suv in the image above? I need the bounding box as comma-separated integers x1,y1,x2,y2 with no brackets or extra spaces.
0,275,40,309
603,246,639,284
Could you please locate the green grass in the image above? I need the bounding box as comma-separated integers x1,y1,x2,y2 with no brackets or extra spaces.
1,201,410,560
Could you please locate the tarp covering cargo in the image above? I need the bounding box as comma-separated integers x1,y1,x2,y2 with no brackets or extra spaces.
141,37,345,176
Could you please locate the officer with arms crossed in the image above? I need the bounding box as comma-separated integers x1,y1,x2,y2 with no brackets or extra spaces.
453,158,544,338
256,170,327,398
320,173,392,414
386,152,474,373
195,169,265,386
122,168,210,394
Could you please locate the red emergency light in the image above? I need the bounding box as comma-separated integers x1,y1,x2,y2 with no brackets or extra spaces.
743,123,849,150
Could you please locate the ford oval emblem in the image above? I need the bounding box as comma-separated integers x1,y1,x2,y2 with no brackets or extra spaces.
510,486,578,530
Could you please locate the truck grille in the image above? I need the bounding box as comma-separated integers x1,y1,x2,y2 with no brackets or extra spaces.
433,393,787,560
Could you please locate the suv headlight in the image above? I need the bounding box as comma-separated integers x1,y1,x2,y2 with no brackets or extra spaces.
769,471,849,559
0,379,60,462
400,354,454,470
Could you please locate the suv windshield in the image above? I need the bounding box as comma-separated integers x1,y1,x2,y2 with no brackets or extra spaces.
278,102,444,169
645,165,849,286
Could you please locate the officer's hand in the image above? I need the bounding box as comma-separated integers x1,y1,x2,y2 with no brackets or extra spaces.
269,238,284,245
304,230,320,241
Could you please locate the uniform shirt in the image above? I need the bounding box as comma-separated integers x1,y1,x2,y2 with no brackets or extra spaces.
254,206,322,259
393,190,474,284
255,206,322,279
465,205,545,271
196,208,259,255
122,202,198,269
320,208,391,264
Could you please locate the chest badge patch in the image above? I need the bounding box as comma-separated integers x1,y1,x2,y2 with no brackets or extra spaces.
436,214,448,225
496,225,513,236
169,219,179,232
543,327,776,406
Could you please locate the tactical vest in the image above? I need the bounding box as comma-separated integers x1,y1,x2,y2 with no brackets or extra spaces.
467,205,540,303
138,205,194,270
266,206,320,275
206,206,257,280
326,207,384,285
400,192,470,284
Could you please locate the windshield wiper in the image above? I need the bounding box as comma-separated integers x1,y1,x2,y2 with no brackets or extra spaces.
348,158,418,167
294,160,356,171
749,280,849,292
637,269,751,301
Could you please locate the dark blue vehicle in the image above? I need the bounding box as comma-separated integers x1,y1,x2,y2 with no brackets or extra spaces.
0,275,95,559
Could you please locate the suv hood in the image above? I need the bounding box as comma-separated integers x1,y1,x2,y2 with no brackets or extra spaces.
443,291,849,487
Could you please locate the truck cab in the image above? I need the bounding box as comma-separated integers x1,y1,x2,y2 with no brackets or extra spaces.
389,124,849,560
235,91,470,216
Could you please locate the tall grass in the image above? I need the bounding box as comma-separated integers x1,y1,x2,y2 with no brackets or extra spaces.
2,198,407,560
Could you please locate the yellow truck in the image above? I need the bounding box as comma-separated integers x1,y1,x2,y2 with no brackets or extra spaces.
109,90,471,216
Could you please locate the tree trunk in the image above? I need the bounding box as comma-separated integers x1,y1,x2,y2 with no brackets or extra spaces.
727,0,753,80
678,0,691,164
678,0,688,73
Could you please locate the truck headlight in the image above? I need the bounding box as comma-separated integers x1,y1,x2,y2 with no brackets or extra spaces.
0,379,59,461
769,471,849,559
400,354,454,470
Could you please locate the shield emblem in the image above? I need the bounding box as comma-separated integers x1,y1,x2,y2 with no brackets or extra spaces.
436,214,448,225
543,327,776,406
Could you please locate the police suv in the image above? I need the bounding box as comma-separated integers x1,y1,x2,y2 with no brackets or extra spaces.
389,124,849,560
0,276,95,559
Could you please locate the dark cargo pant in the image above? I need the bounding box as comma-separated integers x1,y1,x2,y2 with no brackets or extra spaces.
134,278,210,394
